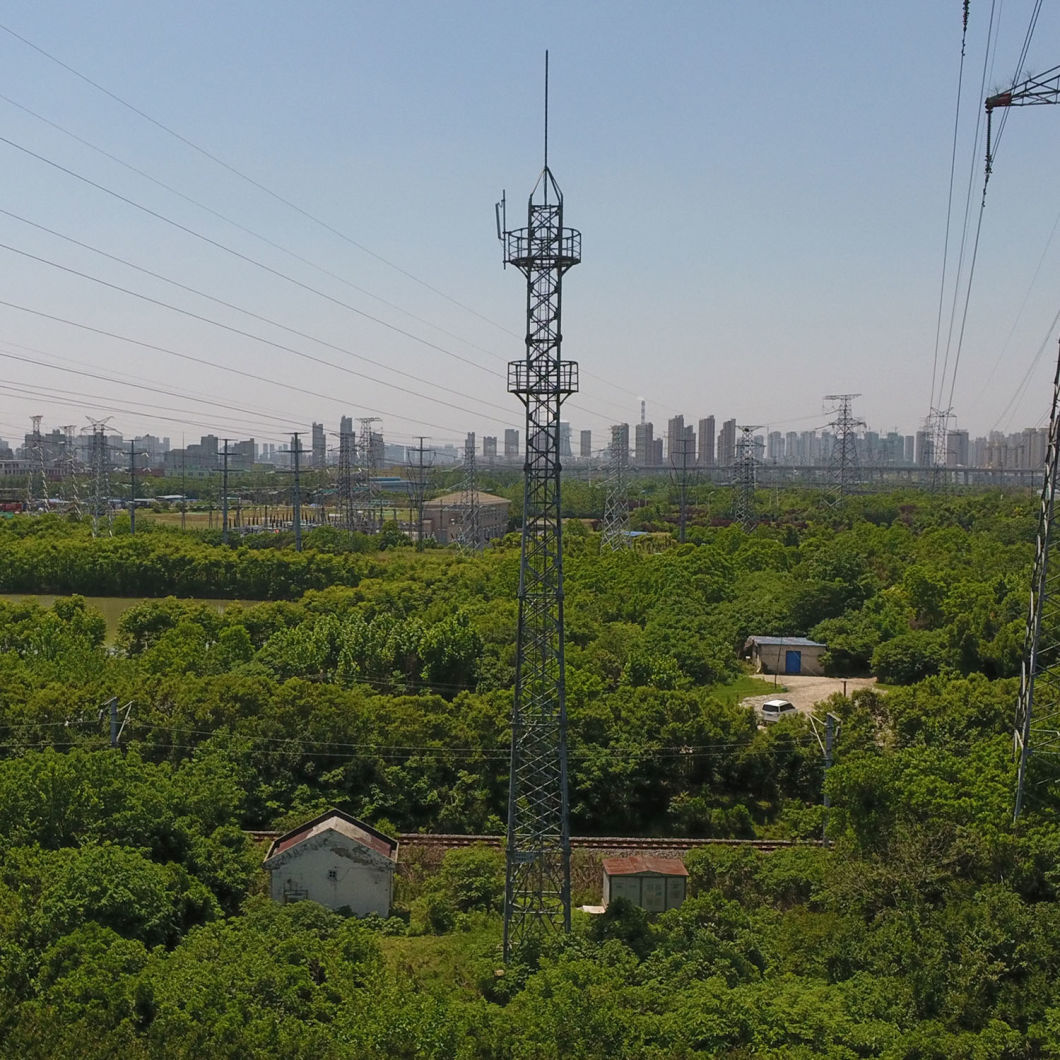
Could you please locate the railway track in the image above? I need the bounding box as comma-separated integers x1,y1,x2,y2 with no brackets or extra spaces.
247,830,818,852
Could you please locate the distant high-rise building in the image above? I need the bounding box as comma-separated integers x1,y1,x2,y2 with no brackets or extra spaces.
718,419,737,466
579,429,592,459
504,428,519,460
904,436,915,463
698,416,715,466
311,422,326,468
666,415,685,462
483,436,498,462
915,430,933,466
947,429,969,467
612,423,630,461
652,438,663,464
767,431,783,462
559,422,573,459
635,421,654,466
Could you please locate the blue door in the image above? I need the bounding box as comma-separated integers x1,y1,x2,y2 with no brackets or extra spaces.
785,650,802,674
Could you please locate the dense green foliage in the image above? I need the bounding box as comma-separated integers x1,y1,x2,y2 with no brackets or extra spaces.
1,490,1059,1054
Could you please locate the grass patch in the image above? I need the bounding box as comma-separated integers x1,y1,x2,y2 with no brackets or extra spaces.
379,915,502,997
712,674,782,706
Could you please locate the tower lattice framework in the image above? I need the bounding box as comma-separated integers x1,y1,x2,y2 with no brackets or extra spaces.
456,432,481,551
353,417,381,533
732,425,759,531
499,135,581,959
825,393,864,502
58,424,82,518
1014,341,1060,819
86,421,113,536
927,405,952,491
600,424,630,551
337,426,356,532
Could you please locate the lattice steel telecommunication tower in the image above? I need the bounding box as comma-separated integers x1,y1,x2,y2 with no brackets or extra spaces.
825,393,864,502
497,53,580,959
732,425,759,531
601,425,630,551
456,432,481,551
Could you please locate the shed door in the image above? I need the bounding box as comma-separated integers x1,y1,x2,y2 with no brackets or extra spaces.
642,877,666,912
785,650,802,674
611,877,641,905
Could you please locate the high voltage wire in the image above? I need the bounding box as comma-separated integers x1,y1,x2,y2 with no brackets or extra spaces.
0,90,519,367
0,297,494,438
0,133,626,429
0,237,512,425
0,25,668,421
0,344,310,432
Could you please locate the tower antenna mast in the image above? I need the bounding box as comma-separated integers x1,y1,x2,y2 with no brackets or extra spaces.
497,51,581,959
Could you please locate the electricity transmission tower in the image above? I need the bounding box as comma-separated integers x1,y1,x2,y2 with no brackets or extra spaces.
497,54,580,959
600,424,630,551
354,417,382,534
456,432,481,551
669,433,697,543
337,424,356,532
980,64,1060,819
27,415,50,512
58,425,82,518
825,393,864,502
85,418,114,536
924,405,952,491
1014,344,1060,819
406,437,433,549
732,425,759,531
280,433,304,551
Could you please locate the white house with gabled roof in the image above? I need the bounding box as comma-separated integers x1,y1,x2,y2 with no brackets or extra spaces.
263,808,398,916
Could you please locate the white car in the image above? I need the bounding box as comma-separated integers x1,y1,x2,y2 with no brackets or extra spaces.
760,699,797,724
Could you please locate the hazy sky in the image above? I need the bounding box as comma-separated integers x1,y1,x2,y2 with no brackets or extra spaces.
2,2,1060,453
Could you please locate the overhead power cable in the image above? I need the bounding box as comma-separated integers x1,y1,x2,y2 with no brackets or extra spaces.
0,235,511,424
0,32,665,419
0,297,482,437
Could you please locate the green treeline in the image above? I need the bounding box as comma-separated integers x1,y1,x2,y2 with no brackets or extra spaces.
1,490,1059,1056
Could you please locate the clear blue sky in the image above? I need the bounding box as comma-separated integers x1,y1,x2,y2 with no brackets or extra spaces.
1,1,1059,452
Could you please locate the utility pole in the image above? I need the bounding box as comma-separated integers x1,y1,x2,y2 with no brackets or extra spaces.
825,393,864,503
981,65,1060,819
810,711,840,844
180,446,187,531
497,52,580,959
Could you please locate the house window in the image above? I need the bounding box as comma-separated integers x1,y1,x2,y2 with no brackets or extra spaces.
327,869,337,881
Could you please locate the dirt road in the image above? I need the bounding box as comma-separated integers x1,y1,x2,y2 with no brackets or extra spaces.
741,674,877,717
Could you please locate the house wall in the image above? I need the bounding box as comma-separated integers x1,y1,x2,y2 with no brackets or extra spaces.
753,643,826,677
267,832,394,916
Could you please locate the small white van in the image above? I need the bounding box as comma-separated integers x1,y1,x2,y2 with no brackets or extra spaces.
760,699,796,724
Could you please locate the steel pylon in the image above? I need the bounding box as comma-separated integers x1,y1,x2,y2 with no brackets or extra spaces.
498,145,580,959
825,393,864,502
1014,341,1060,820
600,424,630,551
456,432,481,551
732,425,759,531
